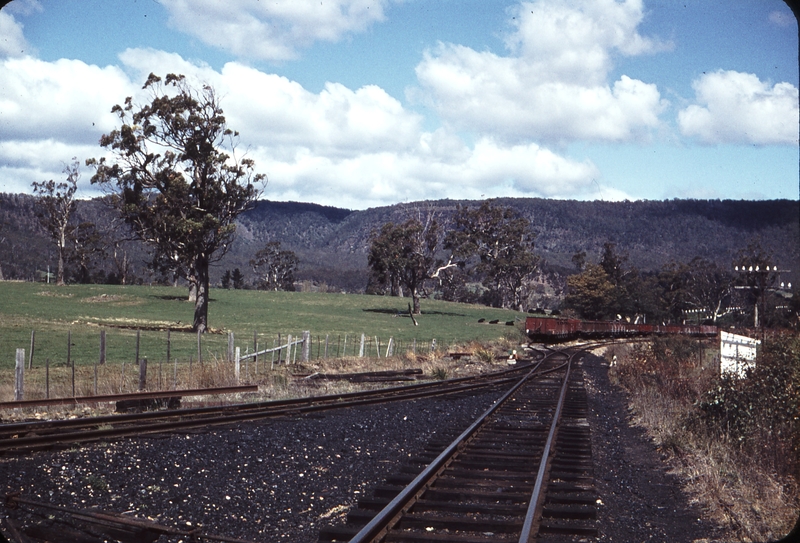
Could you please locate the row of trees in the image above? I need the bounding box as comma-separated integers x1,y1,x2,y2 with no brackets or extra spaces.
366,205,797,330
565,242,797,329
366,200,540,314
27,72,796,332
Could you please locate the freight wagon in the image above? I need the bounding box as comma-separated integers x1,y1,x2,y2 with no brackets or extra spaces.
525,316,718,342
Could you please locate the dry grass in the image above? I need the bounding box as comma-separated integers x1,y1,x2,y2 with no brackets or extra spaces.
2,340,514,419
604,338,799,542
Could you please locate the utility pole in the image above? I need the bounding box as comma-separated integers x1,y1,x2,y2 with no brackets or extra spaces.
733,263,792,339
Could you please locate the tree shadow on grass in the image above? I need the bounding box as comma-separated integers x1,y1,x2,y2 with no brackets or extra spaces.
153,295,217,302
362,308,467,317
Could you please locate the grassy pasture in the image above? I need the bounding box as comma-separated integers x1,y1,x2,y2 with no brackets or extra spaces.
0,282,523,374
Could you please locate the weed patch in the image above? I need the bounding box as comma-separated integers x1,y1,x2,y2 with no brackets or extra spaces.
608,334,799,541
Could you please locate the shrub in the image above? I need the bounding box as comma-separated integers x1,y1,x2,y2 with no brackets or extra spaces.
695,333,799,479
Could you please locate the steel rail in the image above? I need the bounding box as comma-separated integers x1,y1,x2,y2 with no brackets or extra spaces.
1,361,553,453
0,384,259,410
5,493,256,543
0,362,535,439
345,351,570,543
518,349,576,542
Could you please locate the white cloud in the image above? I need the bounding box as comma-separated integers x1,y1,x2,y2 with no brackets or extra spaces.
413,0,669,144
0,9,31,58
158,0,390,61
249,135,601,209
216,63,424,158
0,55,133,143
0,139,103,196
0,44,607,209
677,70,799,145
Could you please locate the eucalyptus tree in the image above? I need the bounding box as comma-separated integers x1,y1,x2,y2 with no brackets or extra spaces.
445,201,539,310
368,217,441,315
31,159,80,285
251,241,299,291
88,73,265,332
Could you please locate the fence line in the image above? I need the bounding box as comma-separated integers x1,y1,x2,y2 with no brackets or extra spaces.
7,328,451,402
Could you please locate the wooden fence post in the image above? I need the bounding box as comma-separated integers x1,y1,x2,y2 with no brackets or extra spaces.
28,330,35,369
68,330,74,397
139,357,147,391
228,332,235,363
253,331,259,375
197,330,203,368
99,329,106,365
15,349,24,401
386,337,394,358
359,333,365,357
286,334,292,364
45,358,50,399
303,331,310,362
375,336,381,358
324,334,329,359
135,329,140,374
235,347,241,385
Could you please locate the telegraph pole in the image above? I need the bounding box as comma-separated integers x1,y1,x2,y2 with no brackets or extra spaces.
733,263,792,339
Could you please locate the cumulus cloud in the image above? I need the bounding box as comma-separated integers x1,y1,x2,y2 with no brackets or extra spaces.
0,9,32,58
677,70,799,145
249,134,600,209
413,0,669,144
0,139,103,196
158,0,390,61
216,63,424,158
0,55,134,146
0,45,604,209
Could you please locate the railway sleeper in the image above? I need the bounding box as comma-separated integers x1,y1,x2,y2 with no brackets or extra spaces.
396,514,523,533
448,457,543,471
438,469,540,482
411,499,528,516
549,458,593,469
467,437,548,449
548,473,594,485
422,488,532,503
383,531,518,543
545,490,596,505
541,503,597,520
538,517,599,537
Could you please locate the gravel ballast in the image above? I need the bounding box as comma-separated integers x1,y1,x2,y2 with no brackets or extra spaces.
2,356,727,542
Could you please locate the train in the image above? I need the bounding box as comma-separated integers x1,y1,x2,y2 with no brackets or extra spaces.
525,315,718,342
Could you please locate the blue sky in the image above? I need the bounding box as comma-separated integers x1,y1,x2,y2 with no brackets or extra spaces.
0,0,797,209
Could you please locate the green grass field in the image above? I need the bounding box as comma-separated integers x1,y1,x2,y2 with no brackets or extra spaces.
0,282,525,371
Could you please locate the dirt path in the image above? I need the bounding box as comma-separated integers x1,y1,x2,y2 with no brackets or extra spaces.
581,351,726,542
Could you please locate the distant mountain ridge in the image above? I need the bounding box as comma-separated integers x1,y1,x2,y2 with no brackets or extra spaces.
1,194,797,293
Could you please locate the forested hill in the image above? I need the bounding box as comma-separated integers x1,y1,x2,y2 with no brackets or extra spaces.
1,194,798,291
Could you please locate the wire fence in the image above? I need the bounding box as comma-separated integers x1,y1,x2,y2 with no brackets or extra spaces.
6,328,455,403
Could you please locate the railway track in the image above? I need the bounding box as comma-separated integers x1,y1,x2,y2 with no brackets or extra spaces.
317,347,596,542
0,358,548,455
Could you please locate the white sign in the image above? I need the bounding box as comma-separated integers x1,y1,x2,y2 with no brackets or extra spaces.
720,331,759,378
